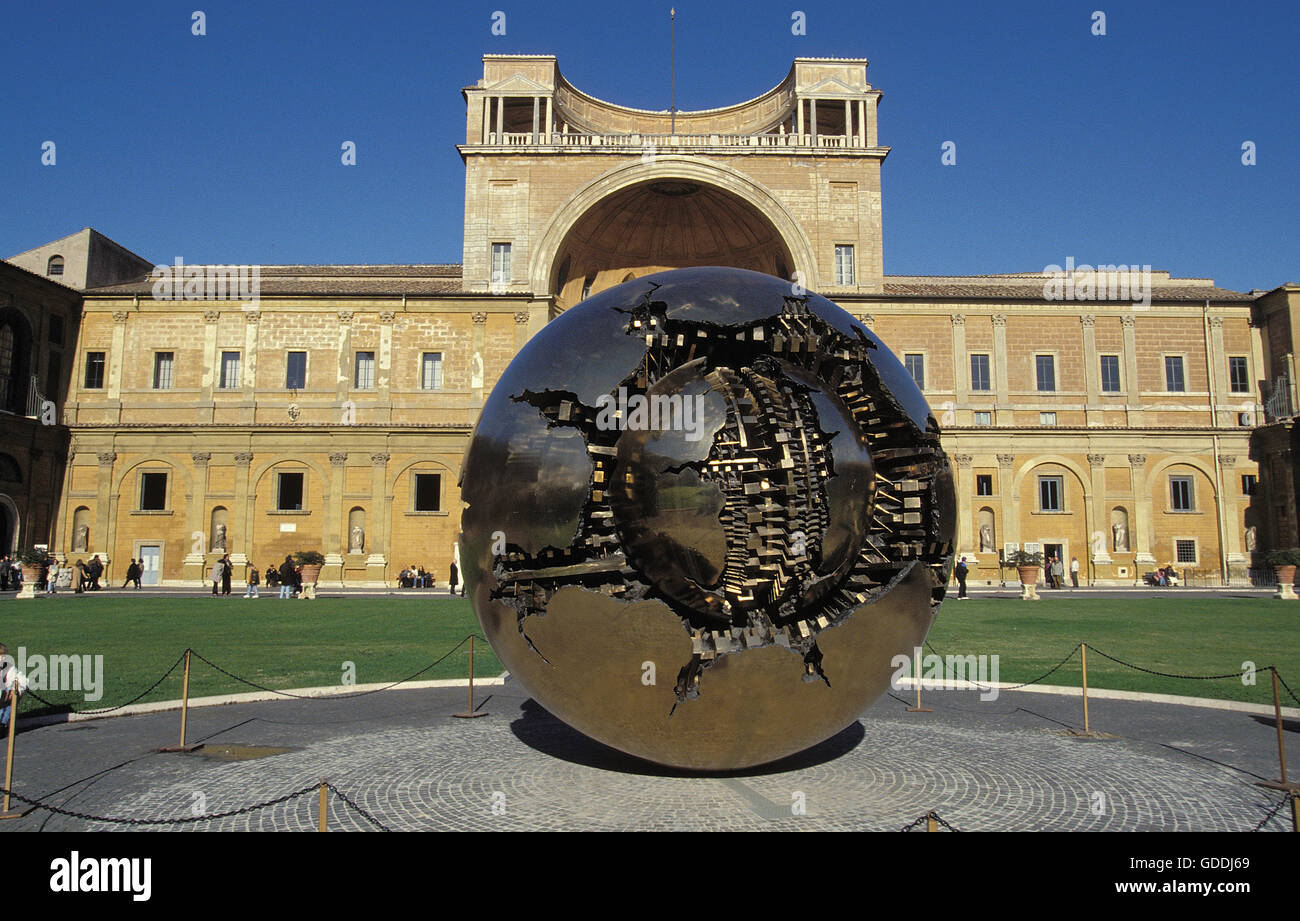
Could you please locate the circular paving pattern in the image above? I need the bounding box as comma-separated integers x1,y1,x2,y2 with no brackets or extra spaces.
61,705,1285,832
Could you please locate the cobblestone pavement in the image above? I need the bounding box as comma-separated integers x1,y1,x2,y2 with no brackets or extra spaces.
2,681,1293,832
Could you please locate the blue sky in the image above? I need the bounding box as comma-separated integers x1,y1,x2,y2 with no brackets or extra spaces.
2,0,1295,291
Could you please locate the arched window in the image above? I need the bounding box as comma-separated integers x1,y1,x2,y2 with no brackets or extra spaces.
46,255,64,277
0,325,13,411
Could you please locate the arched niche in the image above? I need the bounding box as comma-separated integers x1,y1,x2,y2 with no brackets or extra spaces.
348,507,366,553
210,506,229,553
1110,507,1130,552
71,506,91,553
977,507,996,553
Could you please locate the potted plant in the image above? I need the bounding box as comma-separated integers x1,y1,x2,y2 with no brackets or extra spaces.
18,548,49,582
1008,549,1043,586
293,550,326,598
1265,548,1299,598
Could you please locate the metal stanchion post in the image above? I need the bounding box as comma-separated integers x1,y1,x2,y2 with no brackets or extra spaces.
926,812,937,832
1081,642,1090,734
159,649,203,753
907,648,931,713
0,683,31,819
319,780,328,832
1256,667,1299,794
453,635,489,719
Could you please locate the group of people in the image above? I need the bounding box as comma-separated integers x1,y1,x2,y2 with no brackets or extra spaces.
1042,555,1081,590
397,562,464,595
206,556,307,598
46,555,108,593
1144,564,1181,587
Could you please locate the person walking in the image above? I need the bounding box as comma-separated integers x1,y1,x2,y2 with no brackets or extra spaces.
133,558,143,589
71,559,85,594
1069,556,1080,589
88,555,103,591
124,558,140,589
1051,556,1065,590
245,565,260,598
954,556,968,599
210,557,225,595
46,558,59,595
449,561,459,596
220,555,233,596
278,555,296,599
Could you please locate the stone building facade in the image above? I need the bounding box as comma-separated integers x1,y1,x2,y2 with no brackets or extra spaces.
7,54,1293,585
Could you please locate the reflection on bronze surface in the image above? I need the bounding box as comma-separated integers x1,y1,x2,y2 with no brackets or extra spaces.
461,267,955,770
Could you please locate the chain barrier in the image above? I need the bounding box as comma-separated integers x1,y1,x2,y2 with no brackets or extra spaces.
21,652,188,716
1273,669,1300,707
899,810,961,832
1084,646,1252,681
1249,794,1294,832
0,782,320,826
186,636,473,700
325,783,392,831
923,641,1083,691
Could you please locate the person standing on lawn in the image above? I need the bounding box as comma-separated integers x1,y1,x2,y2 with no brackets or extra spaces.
210,557,225,596
278,556,296,599
954,556,968,599
245,565,260,598
220,555,233,596
1070,556,1080,589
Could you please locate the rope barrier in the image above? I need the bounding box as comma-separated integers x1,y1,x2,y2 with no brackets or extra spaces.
923,640,1083,691
325,783,392,832
1274,670,1300,707
899,810,961,832
1084,646,1252,681
0,782,320,826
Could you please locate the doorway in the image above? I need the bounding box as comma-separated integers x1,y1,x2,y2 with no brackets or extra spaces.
138,545,162,586
1043,542,1064,587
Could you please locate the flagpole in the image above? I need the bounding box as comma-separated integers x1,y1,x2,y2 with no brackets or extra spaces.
670,8,676,135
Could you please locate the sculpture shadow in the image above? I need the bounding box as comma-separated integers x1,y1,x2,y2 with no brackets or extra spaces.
509,697,865,777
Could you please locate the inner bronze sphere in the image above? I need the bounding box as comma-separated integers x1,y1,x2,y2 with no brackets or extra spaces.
460,267,955,771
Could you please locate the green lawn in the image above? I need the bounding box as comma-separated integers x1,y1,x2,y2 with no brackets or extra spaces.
927,597,1300,705
1,594,499,719
1,594,1296,719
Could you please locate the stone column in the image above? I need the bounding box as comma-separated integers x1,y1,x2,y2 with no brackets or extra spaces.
200,310,220,423
532,96,539,144
1086,453,1111,567
378,310,395,424
809,99,817,143
843,99,852,145
1208,316,1230,426
1081,315,1100,425
243,310,260,425
997,453,1017,548
992,315,1009,409
952,453,974,555
324,451,348,584
366,453,390,583
336,310,354,413
94,452,116,566
796,97,804,136
107,312,128,424
545,96,552,140
471,312,488,404
482,96,491,143
514,311,532,353
232,452,254,571
1219,454,1245,564
1122,315,1142,425
182,452,211,581
495,96,503,140
950,314,967,412
1129,454,1154,564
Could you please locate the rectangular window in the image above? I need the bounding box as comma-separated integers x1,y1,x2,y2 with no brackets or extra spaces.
970,354,990,392
139,472,168,511
47,352,62,402
973,411,992,426
1170,475,1194,511
1241,474,1257,496
1165,355,1186,392
277,472,305,511
976,474,993,496
1099,354,1121,393
834,244,855,285
219,351,241,390
354,351,375,390
84,352,105,389
152,352,174,390
491,243,512,286
1229,356,1250,394
1039,411,1057,427
1035,354,1056,392
413,473,441,511
285,351,306,390
421,352,443,391
904,353,925,391
1038,475,1063,512
1175,539,1197,564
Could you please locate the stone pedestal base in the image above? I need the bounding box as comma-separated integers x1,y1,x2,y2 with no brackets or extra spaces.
16,581,36,600
1277,583,1297,600
1020,581,1039,601
300,582,318,600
